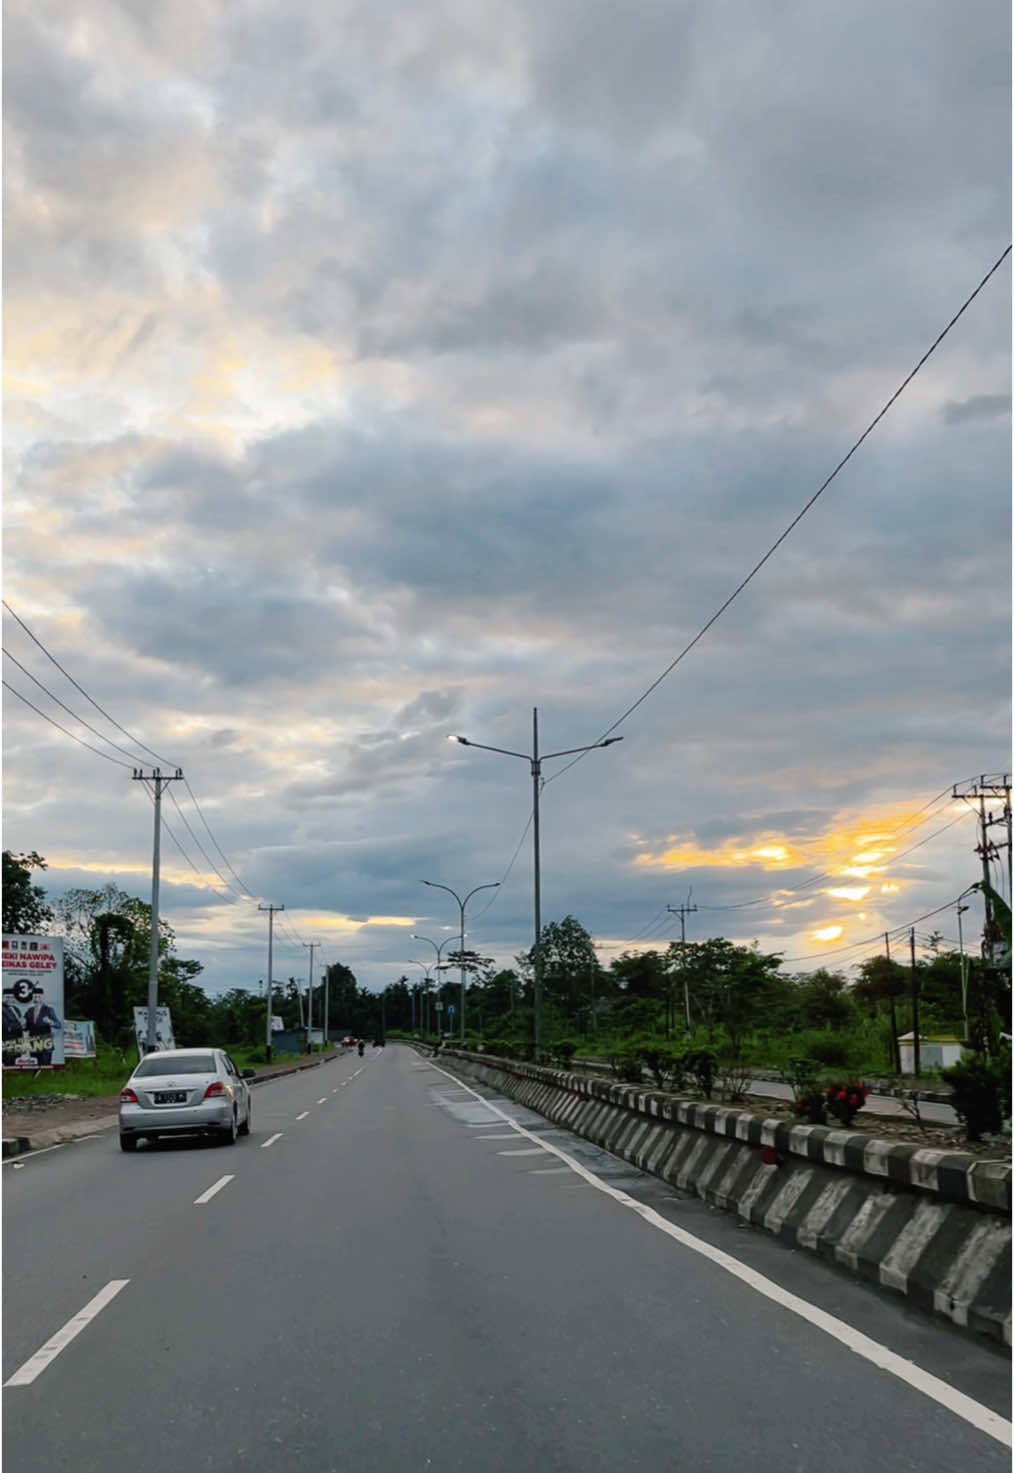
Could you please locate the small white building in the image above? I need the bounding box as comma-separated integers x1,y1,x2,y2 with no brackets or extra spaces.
897,1032,966,1073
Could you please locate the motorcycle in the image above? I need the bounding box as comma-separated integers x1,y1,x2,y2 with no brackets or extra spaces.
357,1040,365,1057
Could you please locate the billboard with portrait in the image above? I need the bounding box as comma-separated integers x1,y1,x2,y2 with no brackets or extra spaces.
2,935,65,1069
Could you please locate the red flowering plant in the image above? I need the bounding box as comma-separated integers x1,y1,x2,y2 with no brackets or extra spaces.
824,1080,869,1128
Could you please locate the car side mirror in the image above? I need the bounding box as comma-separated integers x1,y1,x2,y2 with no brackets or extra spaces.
242,1069,256,1079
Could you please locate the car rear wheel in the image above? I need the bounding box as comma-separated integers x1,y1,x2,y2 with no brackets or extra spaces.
220,1110,238,1145
238,1099,251,1136
119,1134,138,1153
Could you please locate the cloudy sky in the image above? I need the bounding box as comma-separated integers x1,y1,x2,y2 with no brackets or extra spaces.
3,0,1010,1003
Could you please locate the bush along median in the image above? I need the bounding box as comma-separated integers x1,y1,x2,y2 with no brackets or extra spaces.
428,1044,1012,1347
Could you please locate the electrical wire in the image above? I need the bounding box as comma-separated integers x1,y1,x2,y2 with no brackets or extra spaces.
2,600,181,767
777,888,979,964
166,788,253,903
470,808,536,921
3,680,136,769
2,647,153,766
545,247,1013,787
3,601,262,908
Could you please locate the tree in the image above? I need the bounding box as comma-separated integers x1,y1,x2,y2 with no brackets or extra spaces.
669,937,789,1054
789,969,857,1030
2,851,54,934
518,915,600,1029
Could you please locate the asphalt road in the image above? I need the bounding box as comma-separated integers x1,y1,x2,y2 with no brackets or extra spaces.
3,1044,1010,1472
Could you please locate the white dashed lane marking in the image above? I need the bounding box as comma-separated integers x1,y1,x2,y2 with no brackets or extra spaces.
295,1111,309,1121
424,1056,1011,1450
194,1175,234,1205
317,1097,327,1104
261,1133,283,1149
4,1280,130,1387
497,1148,548,1157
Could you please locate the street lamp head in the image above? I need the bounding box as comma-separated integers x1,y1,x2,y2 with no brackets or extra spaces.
600,737,624,747
448,734,469,745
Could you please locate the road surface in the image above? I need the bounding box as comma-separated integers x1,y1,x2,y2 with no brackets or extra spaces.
3,1044,1009,1471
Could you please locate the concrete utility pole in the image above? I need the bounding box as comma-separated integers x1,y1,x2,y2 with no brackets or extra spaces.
667,892,698,1034
884,932,901,1073
952,775,1011,971
131,767,183,1051
259,904,284,1063
956,902,971,1043
303,942,318,1052
909,928,920,1079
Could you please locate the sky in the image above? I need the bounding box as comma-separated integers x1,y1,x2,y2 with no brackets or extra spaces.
3,0,1011,1004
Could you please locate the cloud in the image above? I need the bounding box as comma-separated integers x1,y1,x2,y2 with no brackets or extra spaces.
943,393,1010,425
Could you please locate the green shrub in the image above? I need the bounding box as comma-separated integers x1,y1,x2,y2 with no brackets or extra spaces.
792,1088,827,1125
607,1051,644,1083
638,1044,680,1089
684,1048,717,1099
823,1080,869,1127
941,1050,1010,1141
803,1034,852,1068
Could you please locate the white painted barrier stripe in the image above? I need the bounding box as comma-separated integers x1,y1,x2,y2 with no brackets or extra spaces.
295,1111,309,1120
194,1174,234,1205
261,1133,283,1149
5,1280,129,1386
425,1057,1012,1449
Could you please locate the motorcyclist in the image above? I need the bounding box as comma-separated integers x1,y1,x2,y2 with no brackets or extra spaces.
357,1039,365,1057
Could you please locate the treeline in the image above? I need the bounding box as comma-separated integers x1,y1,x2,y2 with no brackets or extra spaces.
2,852,382,1056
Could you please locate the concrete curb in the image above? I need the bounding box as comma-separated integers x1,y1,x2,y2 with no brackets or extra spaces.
1,1050,344,1160
436,1047,1012,1347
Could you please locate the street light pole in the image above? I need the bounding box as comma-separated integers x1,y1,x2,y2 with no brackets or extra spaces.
420,881,499,1043
448,709,622,1059
412,934,459,1036
407,960,434,1034
303,941,318,1053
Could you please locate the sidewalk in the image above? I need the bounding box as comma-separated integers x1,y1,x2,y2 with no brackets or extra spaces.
2,1050,344,1160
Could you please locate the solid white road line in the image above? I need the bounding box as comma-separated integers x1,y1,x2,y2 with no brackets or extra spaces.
471,1134,523,1141
2,1143,67,1164
497,1147,548,1157
4,1280,130,1387
424,1057,1012,1449
295,1111,309,1120
194,1174,234,1205
261,1133,283,1149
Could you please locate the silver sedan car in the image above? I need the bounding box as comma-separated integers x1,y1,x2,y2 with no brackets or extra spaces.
119,1048,254,1152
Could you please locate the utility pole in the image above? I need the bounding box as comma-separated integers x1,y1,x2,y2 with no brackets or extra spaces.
884,932,901,1073
956,902,971,1044
303,942,318,1052
667,892,698,1034
909,928,920,1079
132,767,183,1051
259,904,284,1063
952,775,1011,970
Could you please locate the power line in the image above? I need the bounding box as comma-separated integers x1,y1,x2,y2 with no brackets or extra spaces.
3,680,136,769
546,247,1013,786
2,600,180,767
3,646,151,766
470,809,536,921
777,888,979,964
166,788,253,903
181,777,257,899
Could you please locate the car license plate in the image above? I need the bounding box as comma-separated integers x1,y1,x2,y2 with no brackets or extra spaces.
154,1091,188,1104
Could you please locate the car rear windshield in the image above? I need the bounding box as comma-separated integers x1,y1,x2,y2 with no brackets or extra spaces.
134,1054,217,1077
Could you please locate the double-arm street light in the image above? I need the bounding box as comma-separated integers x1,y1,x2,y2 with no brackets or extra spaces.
406,959,434,1033
449,707,622,1059
411,933,463,1036
418,883,499,1042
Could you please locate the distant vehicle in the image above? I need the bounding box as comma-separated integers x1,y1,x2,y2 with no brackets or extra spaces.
118,1048,254,1152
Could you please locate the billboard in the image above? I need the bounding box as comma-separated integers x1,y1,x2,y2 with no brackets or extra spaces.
2,935,65,1069
64,1020,97,1059
132,1006,176,1056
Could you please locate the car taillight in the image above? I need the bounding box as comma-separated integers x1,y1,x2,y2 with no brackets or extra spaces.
203,1081,227,1099
120,1087,139,1104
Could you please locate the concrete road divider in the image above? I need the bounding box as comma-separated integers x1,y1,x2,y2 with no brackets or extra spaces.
432,1047,1012,1347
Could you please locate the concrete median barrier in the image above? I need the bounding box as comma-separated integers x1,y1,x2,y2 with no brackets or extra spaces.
433,1047,1012,1347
